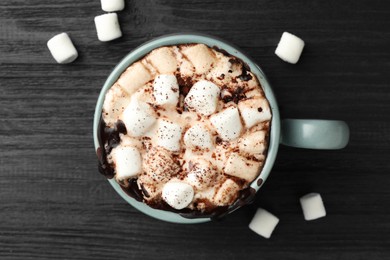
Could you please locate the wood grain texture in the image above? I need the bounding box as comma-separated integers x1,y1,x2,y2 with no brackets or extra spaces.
1,0,389,259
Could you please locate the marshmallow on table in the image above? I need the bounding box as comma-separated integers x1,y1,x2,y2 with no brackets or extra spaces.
162,181,194,210
101,0,125,12
275,32,305,64
47,33,78,64
153,74,179,106
94,13,122,42
184,124,213,150
122,99,157,137
210,107,243,141
112,146,142,180
184,80,220,116
300,193,326,221
249,208,280,239
156,119,183,152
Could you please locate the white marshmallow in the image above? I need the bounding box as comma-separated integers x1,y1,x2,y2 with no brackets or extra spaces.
300,193,326,221
184,124,213,150
156,119,183,152
181,44,216,74
147,47,178,74
102,83,131,126
249,208,280,239
184,80,220,116
122,100,157,137
153,74,179,106
118,62,152,95
275,32,305,64
112,146,142,180
162,181,194,210
238,98,272,129
213,179,240,206
210,107,243,141
239,131,266,155
186,159,216,190
224,153,261,182
47,33,78,64
94,13,122,42
101,0,125,12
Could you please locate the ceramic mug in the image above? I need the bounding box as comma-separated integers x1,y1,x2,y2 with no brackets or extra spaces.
93,33,350,224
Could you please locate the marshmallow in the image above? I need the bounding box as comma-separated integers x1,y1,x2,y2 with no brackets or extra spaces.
162,181,194,210
118,62,152,95
224,153,260,182
47,33,78,64
101,0,125,12
141,147,180,184
102,83,131,126
122,100,157,137
275,32,305,64
112,146,142,180
156,119,183,152
153,74,179,106
182,44,216,74
186,159,216,190
239,131,266,155
210,107,243,141
147,47,178,74
213,179,240,206
184,80,220,116
238,98,271,129
94,13,122,42
184,124,213,150
300,193,326,221
249,208,279,239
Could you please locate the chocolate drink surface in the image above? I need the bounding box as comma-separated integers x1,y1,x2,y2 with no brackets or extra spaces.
98,43,272,218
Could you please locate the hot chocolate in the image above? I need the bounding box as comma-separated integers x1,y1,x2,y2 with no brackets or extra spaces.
98,43,272,218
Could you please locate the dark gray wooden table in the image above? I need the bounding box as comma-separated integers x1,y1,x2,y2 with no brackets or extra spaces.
1,0,389,259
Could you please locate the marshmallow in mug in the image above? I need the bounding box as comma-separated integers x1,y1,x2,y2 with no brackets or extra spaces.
94,13,122,42
162,181,194,210
100,0,125,12
153,74,180,106
111,146,142,180
47,33,78,64
184,80,220,116
275,32,305,64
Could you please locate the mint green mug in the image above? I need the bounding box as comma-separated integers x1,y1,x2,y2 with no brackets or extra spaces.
93,33,349,224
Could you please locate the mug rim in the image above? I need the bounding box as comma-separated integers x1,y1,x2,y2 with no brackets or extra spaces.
93,33,281,224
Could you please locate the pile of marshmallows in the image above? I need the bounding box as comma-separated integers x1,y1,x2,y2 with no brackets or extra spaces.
47,0,125,64
46,0,318,239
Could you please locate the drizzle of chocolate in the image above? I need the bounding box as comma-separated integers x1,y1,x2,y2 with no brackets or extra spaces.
232,87,246,104
257,178,264,186
97,118,127,179
212,46,231,56
238,62,253,81
120,179,144,202
175,74,193,98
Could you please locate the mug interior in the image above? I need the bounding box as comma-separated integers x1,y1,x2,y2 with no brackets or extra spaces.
93,33,281,224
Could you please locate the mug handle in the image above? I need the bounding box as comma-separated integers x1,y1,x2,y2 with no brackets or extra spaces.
281,119,350,149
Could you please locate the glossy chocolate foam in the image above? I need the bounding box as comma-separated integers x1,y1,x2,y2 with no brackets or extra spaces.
98,43,272,217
